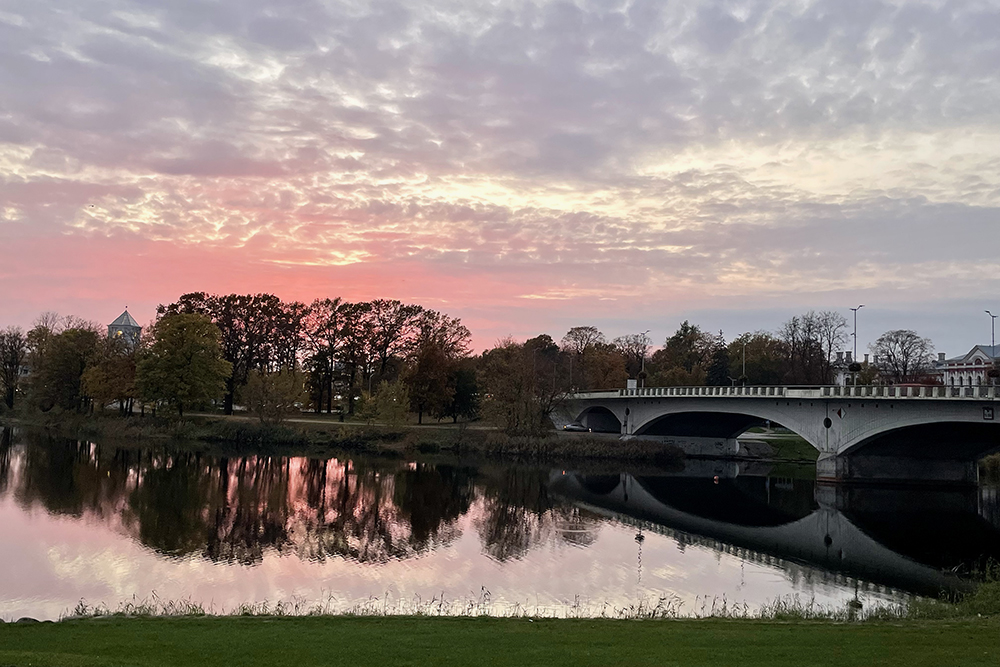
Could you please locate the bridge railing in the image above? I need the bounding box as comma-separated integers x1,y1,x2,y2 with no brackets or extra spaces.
568,384,999,400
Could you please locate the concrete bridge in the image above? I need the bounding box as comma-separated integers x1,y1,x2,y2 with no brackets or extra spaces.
549,470,1000,598
555,385,1000,485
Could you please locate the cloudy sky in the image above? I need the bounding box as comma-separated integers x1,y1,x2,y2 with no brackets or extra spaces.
2,0,998,353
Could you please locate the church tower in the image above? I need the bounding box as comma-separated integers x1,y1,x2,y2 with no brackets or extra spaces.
108,309,142,348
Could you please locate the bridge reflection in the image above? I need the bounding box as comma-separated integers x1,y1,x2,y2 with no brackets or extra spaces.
549,468,1000,598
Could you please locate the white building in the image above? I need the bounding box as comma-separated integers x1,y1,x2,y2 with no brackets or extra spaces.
935,345,999,386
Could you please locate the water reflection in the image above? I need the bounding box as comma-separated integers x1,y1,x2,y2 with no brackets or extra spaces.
2,427,1000,619
551,471,1000,597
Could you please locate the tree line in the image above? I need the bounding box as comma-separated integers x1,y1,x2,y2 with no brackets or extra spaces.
0,299,947,434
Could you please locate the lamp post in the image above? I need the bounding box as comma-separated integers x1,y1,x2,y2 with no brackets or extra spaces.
639,330,650,388
987,311,998,385
742,339,747,382
850,305,864,386
987,310,997,352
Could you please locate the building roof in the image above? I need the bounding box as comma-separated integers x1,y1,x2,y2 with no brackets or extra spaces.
942,345,999,364
110,309,140,329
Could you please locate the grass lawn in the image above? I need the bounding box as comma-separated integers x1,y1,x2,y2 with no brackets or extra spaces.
2,616,999,667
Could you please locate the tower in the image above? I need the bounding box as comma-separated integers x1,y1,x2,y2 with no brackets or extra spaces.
108,309,142,348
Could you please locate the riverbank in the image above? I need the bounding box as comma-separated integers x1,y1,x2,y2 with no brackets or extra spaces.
2,410,826,465
1,411,692,466
2,615,998,667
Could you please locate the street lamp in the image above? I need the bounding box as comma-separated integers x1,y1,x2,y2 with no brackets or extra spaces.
987,310,997,352
742,339,747,382
987,311,998,384
850,305,864,386
639,330,650,387
850,305,864,361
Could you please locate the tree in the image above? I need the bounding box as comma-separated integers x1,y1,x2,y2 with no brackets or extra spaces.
560,326,625,390
0,327,26,409
22,313,60,404
613,332,652,379
443,359,480,423
870,330,934,384
406,341,454,424
374,379,410,427
339,301,376,415
158,293,300,414
647,321,713,386
479,338,543,435
367,299,424,378
727,332,785,385
561,326,606,355
137,314,232,417
400,309,472,424
33,327,100,412
302,297,345,414
815,311,850,383
705,332,730,386
778,314,825,384
82,335,138,415
242,367,305,424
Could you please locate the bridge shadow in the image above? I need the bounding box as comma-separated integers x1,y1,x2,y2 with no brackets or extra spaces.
550,468,1000,598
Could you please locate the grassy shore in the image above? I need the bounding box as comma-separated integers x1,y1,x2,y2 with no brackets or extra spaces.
3,615,999,667
2,410,689,465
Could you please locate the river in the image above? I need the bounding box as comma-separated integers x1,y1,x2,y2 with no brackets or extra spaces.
2,427,998,620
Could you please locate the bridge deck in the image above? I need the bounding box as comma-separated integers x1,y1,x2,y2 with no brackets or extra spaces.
571,384,1000,401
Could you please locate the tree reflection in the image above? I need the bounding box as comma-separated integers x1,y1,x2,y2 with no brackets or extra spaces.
393,464,474,550
475,466,554,562
0,428,12,495
2,433,600,567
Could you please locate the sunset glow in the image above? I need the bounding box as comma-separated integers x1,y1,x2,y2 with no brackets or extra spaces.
2,0,999,350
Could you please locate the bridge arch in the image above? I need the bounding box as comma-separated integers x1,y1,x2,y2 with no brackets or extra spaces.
840,422,1000,461
633,411,769,440
576,406,623,433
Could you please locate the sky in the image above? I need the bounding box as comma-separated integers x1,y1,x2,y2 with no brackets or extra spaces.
1,0,999,354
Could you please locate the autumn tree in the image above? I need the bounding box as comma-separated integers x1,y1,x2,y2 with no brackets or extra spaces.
242,367,305,424
406,342,454,424
137,313,232,417
339,301,375,415
705,331,730,386
82,335,139,415
374,379,410,427
479,335,570,435
33,327,100,412
778,314,825,384
560,326,626,390
404,310,472,424
561,326,606,355
870,330,934,384
727,332,786,385
613,331,652,380
0,327,27,409
443,358,480,423
647,321,713,386
158,293,302,414
815,311,850,383
302,297,345,414
367,299,424,379
479,338,542,435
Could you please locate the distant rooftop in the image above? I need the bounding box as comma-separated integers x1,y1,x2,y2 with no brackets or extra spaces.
110,309,140,329
942,344,999,363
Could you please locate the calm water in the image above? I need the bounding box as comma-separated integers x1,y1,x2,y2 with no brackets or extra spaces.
2,427,999,620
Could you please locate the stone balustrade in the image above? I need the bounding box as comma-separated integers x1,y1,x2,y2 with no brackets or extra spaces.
569,384,999,400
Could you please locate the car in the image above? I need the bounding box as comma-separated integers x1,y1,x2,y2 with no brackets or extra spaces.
562,423,592,432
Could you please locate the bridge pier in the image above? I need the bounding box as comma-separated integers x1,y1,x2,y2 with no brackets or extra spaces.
817,453,979,487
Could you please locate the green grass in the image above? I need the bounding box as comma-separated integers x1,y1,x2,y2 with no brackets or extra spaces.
3,616,1000,667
